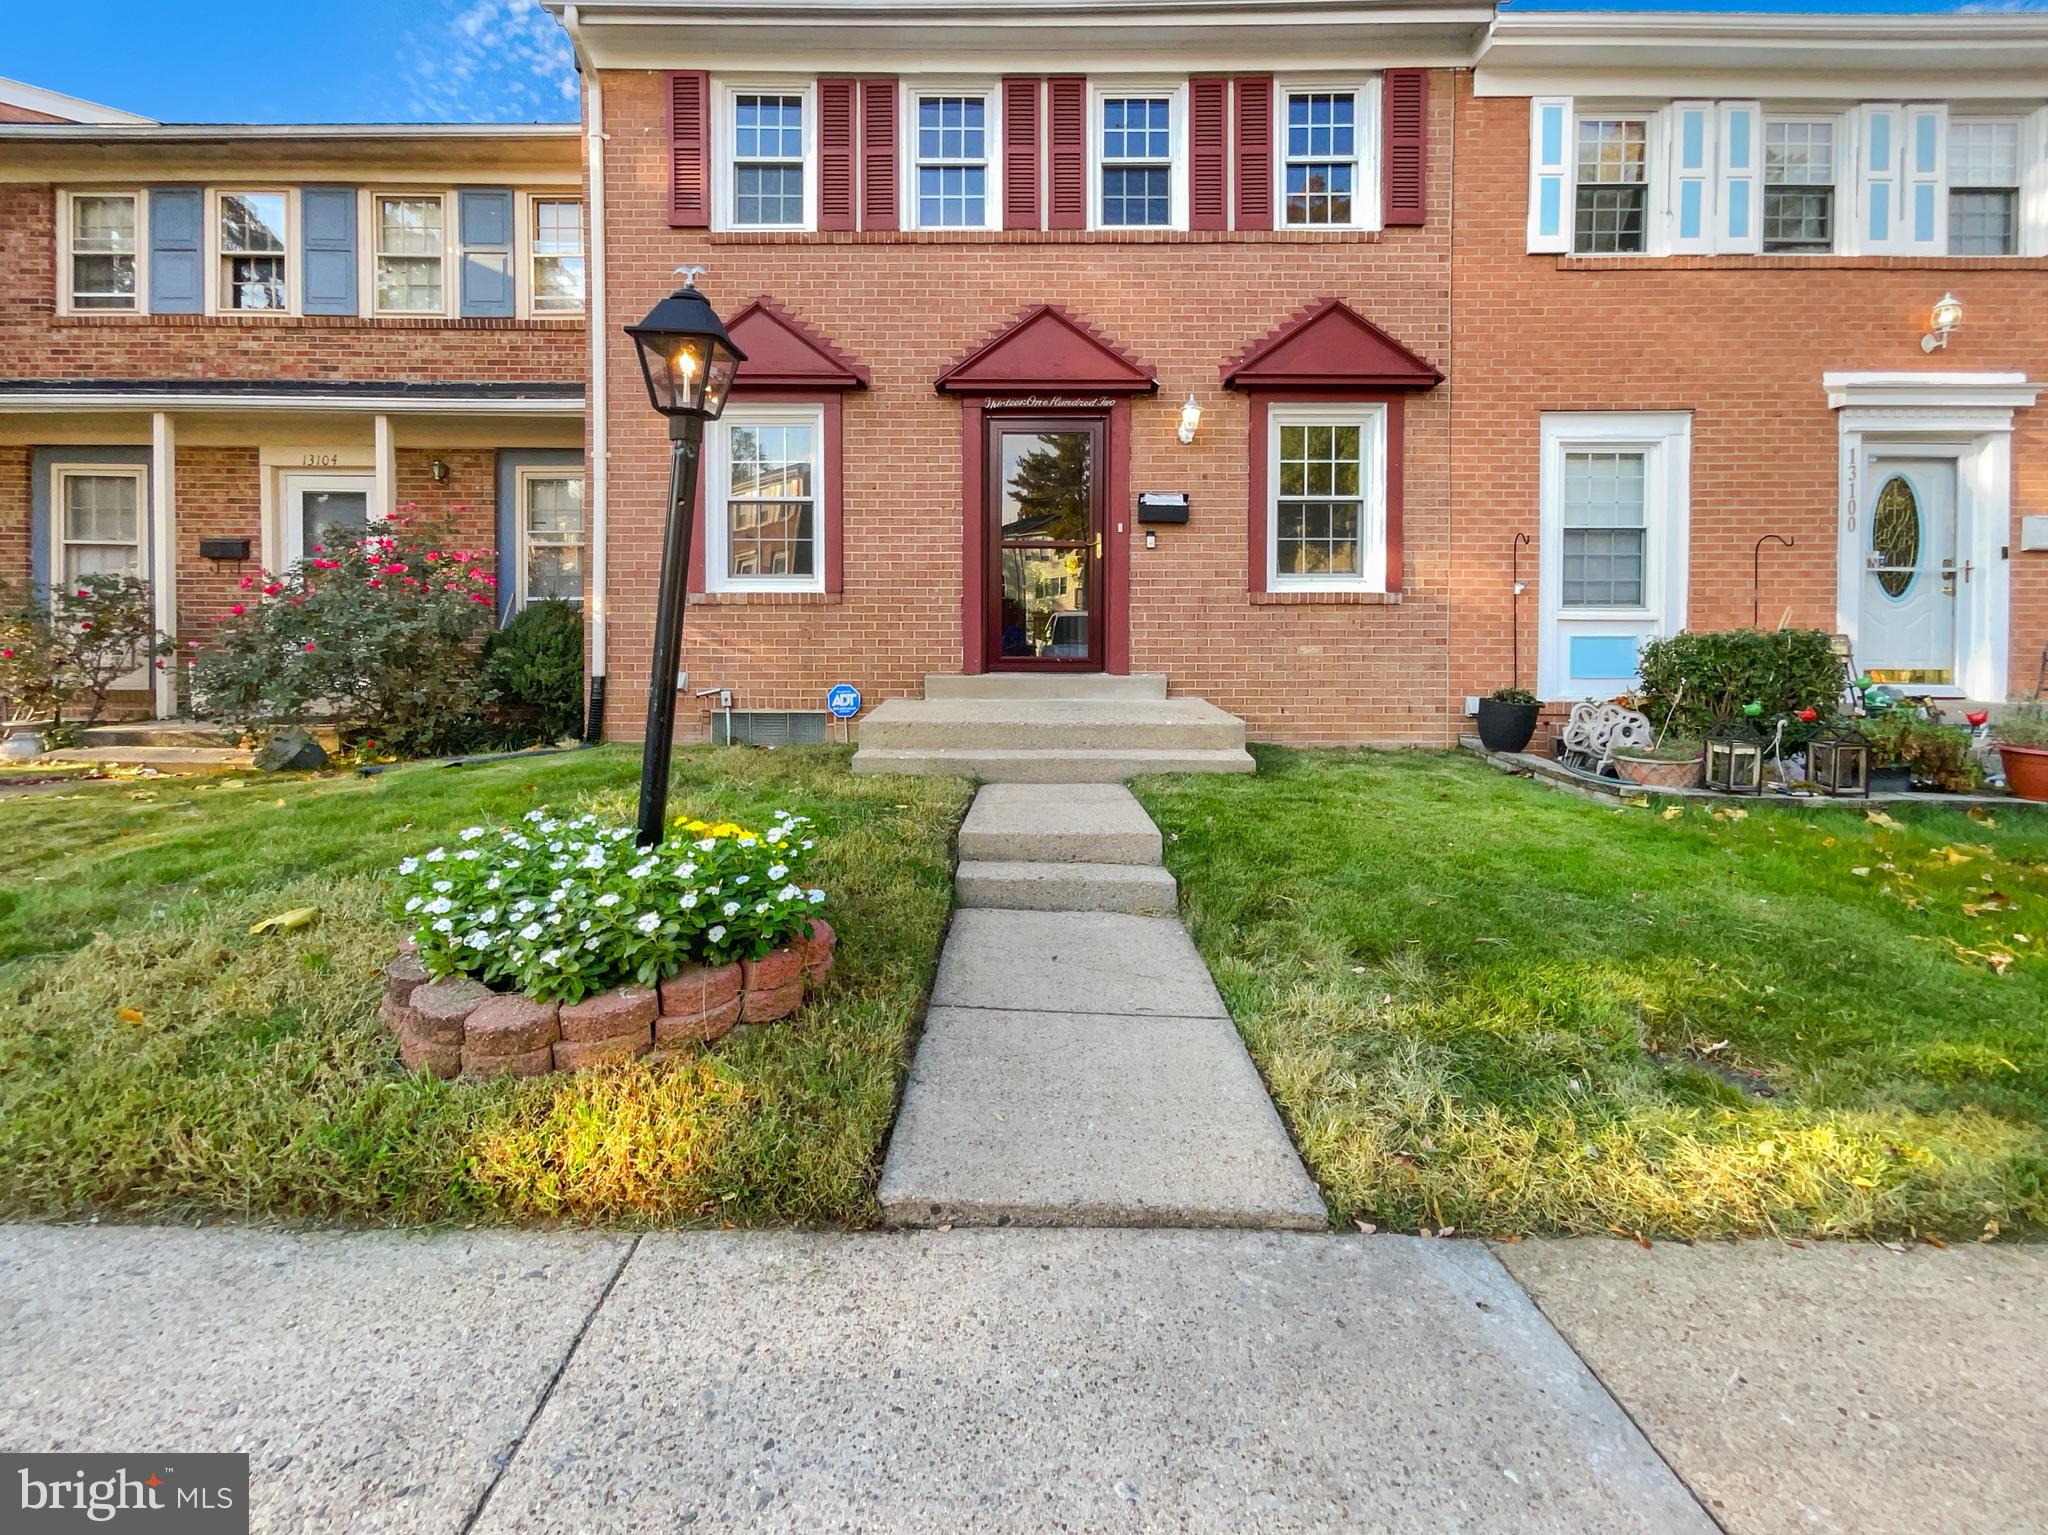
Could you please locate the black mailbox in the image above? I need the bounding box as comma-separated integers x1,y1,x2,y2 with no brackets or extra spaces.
1137,492,1189,525
198,538,252,562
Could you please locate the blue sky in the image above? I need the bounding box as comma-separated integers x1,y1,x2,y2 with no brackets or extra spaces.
7,0,2042,125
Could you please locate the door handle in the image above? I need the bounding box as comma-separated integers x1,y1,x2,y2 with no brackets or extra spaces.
1094,531,1103,560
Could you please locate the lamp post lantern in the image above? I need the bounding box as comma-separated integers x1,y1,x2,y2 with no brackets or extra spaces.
624,266,746,847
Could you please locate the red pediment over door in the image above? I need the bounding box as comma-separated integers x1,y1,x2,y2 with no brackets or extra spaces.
935,304,1157,395
1221,297,1443,391
726,297,870,389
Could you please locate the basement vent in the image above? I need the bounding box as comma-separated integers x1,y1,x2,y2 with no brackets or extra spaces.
712,710,829,747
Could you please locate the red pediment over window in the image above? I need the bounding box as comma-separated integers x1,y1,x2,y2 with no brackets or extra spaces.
935,304,1157,395
726,297,870,389
1221,297,1443,391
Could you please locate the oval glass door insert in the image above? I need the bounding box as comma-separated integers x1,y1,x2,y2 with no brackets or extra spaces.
1872,475,1921,598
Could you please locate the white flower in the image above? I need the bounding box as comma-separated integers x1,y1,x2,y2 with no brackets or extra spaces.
551,859,569,872
808,888,826,904
463,930,490,948
513,899,536,916
398,857,420,875
485,875,502,892
802,839,815,850
524,809,546,823
425,848,446,863
404,895,423,913
755,901,769,915
708,924,727,943
539,947,562,966
635,911,661,934
779,884,802,902
595,892,621,908
733,874,750,886
432,917,454,933
585,936,602,951
432,879,453,894
680,893,699,910
425,896,453,916
768,864,788,880
630,861,656,879
519,922,544,941
579,850,607,870
459,826,485,841
677,861,698,878
722,901,741,917
456,848,481,861
478,908,499,926
738,836,758,848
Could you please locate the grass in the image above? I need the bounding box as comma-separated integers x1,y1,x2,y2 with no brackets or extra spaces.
0,745,969,1227
1134,748,2048,1242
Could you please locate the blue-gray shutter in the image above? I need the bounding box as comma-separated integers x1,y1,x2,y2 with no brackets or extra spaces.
148,186,203,313
458,188,515,318
301,186,358,315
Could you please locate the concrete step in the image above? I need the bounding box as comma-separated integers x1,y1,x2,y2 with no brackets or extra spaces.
957,859,1178,916
859,697,1246,753
958,782,1163,864
39,745,249,772
851,746,1257,782
923,672,1168,701
76,721,242,748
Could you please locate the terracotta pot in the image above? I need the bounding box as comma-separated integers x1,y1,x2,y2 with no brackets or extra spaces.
1613,752,1703,790
1999,743,2048,803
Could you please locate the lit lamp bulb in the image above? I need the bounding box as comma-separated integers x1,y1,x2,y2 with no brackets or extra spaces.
1177,391,1202,444
1922,292,1963,353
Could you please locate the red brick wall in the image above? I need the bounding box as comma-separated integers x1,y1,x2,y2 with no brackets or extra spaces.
172,447,261,661
0,448,29,589
595,68,1457,746
1449,79,2048,716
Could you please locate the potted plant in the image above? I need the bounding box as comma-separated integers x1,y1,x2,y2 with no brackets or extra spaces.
1861,710,1979,794
1994,699,2048,802
1476,686,1542,754
1612,731,1704,789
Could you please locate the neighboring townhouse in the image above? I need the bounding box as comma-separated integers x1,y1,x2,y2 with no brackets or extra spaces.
0,83,589,716
1452,10,2048,719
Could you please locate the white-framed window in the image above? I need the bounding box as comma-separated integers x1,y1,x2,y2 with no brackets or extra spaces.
713,81,814,232
54,466,145,587
530,197,586,313
1763,117,1838,253
372,193,447,315
1265,403,1388,593
217,190,290,311
519,468,586,604
908,88,997,229
1573,117,1649,254
1091,83,1185,230
65,191,140,312
1949,118,2021,256
1538,411,1691,700
1277,82,1379,230
706,404,825,592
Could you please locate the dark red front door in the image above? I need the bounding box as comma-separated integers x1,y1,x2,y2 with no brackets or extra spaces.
984,413,1105,670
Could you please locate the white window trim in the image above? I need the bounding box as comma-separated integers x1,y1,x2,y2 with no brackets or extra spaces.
521,191,587,318
705,403,827,594
364,188,453,320
208,187,298,317
280,470,379,567
56,188,147,317
1087,79,1188,233
1569,108,1659,256
711,77,819,234
1265,402,1388,594
1947,115,2025,257
1760,112,1844,256
1272,76,1383,233
50,463,146,590
1536,411,1691,701
898,79,1003,232
515,464,587,606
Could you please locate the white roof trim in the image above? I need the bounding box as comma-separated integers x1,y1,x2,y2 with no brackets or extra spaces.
0,122,579,142
0,75,152,125
0,392,584,416
1823,372,2041,414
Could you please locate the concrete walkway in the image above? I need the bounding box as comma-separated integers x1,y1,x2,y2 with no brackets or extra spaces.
878,783,1325,1228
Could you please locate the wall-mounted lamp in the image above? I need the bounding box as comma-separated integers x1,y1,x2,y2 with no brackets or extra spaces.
429,456,450,484
1921,292,1964,353
1177,391,1202,444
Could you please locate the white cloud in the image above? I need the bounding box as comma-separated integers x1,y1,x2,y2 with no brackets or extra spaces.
396,0,578,123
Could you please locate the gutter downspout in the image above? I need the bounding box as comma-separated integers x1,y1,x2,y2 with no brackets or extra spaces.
563,5,611,738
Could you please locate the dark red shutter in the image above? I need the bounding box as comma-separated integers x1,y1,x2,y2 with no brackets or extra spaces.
1382,68,1428,226
1233,76,1273,231
1002,76,1042,229
819,77,858,231
1190,77,1229,231
1047,76,1086,230
860,77,898,230
667,70,711,228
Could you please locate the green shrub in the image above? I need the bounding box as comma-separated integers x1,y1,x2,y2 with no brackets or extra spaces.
482,599,585,743
1489,686,1539,706
1,575,169,726
1995,698,2048,749
1638,629,1844,737
1862,712,1982,791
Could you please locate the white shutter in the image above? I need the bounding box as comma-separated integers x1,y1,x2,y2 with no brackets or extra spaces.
1666,100,1714,254
1857,102,1903,253
1903,104,1947,253
2023,106,2048,258
1528,96,1573,253
1716,100,1761,254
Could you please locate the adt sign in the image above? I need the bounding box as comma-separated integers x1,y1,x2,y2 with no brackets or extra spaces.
826,684,862,720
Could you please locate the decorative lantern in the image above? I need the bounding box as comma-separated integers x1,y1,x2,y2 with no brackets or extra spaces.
1705,716,1766,795
1806,719,1872,798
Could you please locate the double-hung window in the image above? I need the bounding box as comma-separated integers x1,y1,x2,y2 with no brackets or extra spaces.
1573,118,1648,253
1098,94,1175,228
1560,451,1648,609
913,94,991,228
1763,119,1836,253
530,198,585,312
1267,404,1387,592
374,194,446,315
67,193,139,312
219,191,288,310
520,470,586,604
732,93,807,227
56,468,144,586
709,406,824,591
1948,119,2021,256
1282,90,1361,227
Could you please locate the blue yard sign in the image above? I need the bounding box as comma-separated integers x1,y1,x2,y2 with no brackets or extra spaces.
827,684,862,720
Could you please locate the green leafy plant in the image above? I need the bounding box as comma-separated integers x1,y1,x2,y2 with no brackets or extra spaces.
1994,698,2048,749
1616,731,1703,763
1489,686,1539,706
1638,628,1844,738
390,808,827,1003
1861,711,1983,792
0,575,169,727
481,598,585,743
0,583,64,725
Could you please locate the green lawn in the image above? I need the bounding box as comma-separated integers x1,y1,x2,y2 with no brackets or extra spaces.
1135,748,2048,1242
0,746,968,1226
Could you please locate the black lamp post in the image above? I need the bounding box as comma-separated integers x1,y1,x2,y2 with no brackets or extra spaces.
623,265,746,847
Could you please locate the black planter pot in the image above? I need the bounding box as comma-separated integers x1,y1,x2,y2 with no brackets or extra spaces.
1869,763,1913,794
1476,698,1542,754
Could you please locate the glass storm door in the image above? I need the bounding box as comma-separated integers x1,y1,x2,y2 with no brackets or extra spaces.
1861,457,1958,686
987,415,1105,670
283,473,374,565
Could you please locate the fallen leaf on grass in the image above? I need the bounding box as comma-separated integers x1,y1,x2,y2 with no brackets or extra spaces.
1923,1235,1949,1250
1866,809,1903,831
1968,807,1998,828
1624,794,1651,808
1354,1220,1377,1235
1982,1219,2002,1243
249,907,318,936
1711,806,1748,822
1932,845,1974,865
1661,805,1685,820
116,1007,144,1024
1851,867,1872,878
1914,934,2017,975
1961,893,2017,918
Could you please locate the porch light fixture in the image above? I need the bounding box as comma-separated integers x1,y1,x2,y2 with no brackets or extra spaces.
1177,391,1202,444
429,457,449,484
1806,719,1872,798
1921,292,1964,353
622,265,748,847
1705,716,1766,796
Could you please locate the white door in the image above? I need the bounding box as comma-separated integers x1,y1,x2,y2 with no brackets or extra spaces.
1861,456,1958,686
282,473,375,566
